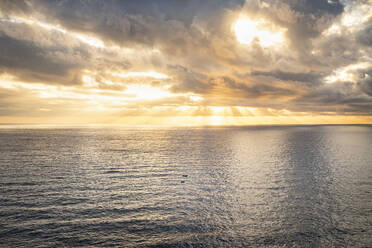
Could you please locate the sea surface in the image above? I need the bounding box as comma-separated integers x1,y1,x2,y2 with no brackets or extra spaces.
0,125,371,247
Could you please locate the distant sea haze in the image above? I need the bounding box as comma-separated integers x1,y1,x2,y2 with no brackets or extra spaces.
0,125,371,247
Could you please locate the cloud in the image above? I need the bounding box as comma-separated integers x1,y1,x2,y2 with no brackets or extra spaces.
357,19,372,47
357,67,372,96
14,0,243,48
0,0,371,124
168,65,214,94
0,0,31,16
219,76,296,98
251,70,324,85
0,32,83,85
240,0,344,53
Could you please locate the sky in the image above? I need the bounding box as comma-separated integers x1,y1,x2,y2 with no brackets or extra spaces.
0,0,372,126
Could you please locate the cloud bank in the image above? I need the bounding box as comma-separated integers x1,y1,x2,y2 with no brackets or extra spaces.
0,0,371,125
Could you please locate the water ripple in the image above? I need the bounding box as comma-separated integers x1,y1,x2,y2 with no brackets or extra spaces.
0,125,372,247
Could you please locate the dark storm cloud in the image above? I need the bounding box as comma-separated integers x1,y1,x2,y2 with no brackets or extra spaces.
291,0,344,15
0,17,132,87
17,0,244,47
251,70,324,85
292,81,372,114
357,67,372,96
0,32,82,85
168,65,214,94
313,33,363,69
0,0,31,16
220,76,296,98
288,0,344,50
357,19,372,47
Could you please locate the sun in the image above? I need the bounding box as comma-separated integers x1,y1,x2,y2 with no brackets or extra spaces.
233,17,285,47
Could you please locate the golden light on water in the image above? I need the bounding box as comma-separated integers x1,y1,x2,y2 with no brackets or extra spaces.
233,17,285,47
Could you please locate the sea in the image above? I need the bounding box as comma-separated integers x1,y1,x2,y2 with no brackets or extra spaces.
0,125,371,247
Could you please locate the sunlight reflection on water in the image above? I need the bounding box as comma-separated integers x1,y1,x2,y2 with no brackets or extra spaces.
0,125,371,247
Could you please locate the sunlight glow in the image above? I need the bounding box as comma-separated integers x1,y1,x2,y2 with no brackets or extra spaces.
323,2,372,36
189,95,204,102
115,71,169,79
82,75,99,87
325,62,371,83
74,33,105,48
0,16,105,48
124,84,173,100
233,17,284,47
1,73,370,125
341,2,372,28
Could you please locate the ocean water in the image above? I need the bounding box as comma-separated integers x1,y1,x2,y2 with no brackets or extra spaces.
0,125,371,247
